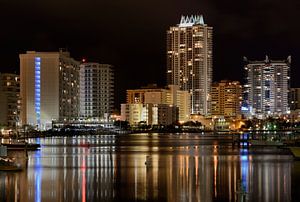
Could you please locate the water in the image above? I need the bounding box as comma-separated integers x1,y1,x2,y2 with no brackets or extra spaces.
0,133,299,202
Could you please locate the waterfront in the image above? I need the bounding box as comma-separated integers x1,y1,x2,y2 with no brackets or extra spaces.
0,133,299,201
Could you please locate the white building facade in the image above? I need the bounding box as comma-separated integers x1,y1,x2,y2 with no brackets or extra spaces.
20,50,80,130
79,63,114,121
244,56,291,118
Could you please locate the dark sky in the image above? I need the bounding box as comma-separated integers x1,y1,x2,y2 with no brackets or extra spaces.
1,0,300,109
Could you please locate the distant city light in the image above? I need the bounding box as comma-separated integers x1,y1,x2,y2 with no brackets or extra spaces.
241,106,249,111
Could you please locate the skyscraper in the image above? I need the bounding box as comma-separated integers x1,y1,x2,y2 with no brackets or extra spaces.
167,15,213,115
79,63,114,121
20,50,80,130
244,56,291,118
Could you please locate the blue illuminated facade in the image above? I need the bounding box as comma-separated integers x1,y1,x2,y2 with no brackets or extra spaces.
35,57,41,127
20,51,80,130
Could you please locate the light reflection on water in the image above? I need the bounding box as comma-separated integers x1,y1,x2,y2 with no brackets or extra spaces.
0,134,296,201
34,150,42,202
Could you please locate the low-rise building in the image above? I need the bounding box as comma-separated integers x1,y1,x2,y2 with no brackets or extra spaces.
124,84,190,123
121,103,177,126
211,80,242,119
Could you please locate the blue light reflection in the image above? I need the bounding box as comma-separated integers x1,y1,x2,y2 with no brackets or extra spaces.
35,150,42,202
240,149,249,192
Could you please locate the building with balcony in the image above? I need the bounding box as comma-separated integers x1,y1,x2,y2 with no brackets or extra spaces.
211,80,242,118
123,84,190,123
244,56,291,118
167,15,213,115
0,73,20,128
79,63,114,121
121,103,178,126
19,50,80,130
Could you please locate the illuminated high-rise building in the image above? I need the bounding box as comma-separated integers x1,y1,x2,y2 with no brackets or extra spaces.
0,73,20,128
211,80,242,118
79,63,114,121
244,56,291,117
167,15,213,115
20,50,80,130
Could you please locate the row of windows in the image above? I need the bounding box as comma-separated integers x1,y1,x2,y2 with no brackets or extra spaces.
83,101,111,103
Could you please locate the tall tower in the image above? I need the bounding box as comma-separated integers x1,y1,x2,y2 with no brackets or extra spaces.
244,56,291,118
79,63,114,121
20,50,80,130
167,15,213,115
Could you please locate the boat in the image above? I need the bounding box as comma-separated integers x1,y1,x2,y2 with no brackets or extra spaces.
0,157,22,171
1,138,40,150
1,142,40,150
249,140,284,146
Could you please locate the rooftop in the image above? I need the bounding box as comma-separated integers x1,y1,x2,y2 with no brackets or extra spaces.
178,15,205,27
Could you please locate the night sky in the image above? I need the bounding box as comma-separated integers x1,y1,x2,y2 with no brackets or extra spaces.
1,0,299,109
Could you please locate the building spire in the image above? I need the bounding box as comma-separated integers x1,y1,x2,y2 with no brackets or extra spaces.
200,15,204,24
265,55,270,63
179,15,205,27
287,55,291,64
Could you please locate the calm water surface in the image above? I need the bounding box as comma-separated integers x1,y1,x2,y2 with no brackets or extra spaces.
0,133,299,202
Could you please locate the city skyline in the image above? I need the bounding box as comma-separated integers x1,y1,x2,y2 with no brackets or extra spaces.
1,1,300,109
1,2,300,202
